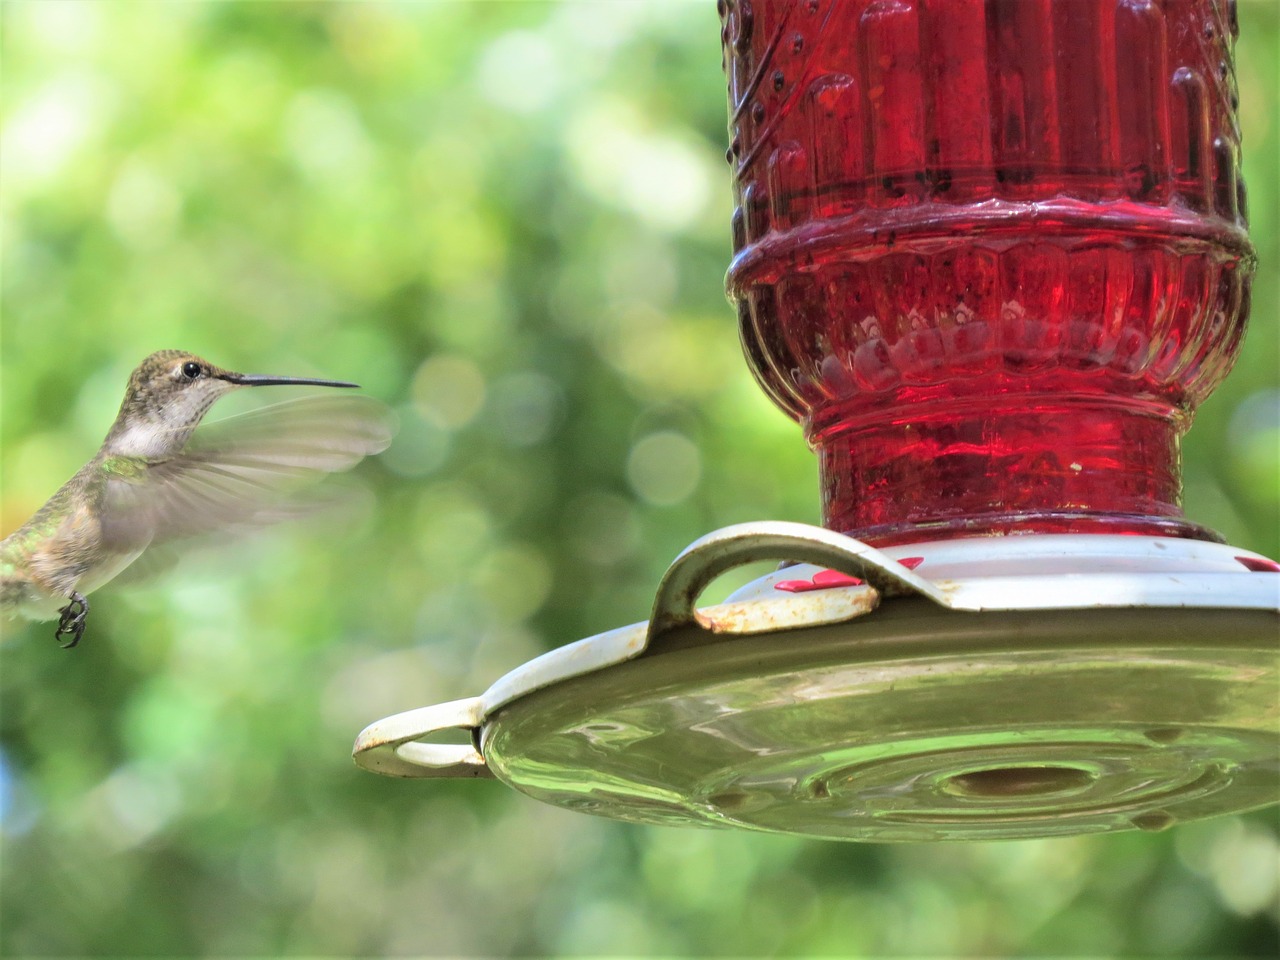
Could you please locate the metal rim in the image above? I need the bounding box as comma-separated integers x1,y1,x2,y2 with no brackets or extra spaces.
352,523,1280,789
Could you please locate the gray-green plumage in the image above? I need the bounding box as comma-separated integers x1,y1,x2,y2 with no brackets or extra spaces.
1,350,394,645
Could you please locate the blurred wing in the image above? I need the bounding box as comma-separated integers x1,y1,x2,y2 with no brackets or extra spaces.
100,395,395,549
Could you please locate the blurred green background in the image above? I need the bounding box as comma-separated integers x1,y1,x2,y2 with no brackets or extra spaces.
1,1,1276,955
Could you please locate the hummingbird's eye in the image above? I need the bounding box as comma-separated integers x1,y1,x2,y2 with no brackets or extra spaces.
181,361,203,380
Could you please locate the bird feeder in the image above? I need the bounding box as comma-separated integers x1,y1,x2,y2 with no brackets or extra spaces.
354,0,1278,841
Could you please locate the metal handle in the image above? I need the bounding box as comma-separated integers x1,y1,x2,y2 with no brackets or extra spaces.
352,523,949,778
351,697,494,779
648,520,952,638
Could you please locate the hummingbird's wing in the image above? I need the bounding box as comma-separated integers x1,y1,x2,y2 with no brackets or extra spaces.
99,395,395,550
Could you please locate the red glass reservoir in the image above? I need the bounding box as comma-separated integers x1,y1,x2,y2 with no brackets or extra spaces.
720,0,1254,545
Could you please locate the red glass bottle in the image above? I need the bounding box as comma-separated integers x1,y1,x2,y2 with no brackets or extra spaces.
720,0,1254,545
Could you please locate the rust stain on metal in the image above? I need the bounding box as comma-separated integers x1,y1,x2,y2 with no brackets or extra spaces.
696,589,880,635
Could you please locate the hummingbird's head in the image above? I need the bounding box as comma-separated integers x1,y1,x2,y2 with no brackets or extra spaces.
104,350,360,457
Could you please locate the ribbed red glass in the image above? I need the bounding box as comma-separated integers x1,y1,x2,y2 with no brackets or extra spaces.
720,0,1254,545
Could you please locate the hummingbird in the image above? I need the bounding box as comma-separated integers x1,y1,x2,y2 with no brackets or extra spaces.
0,350,394,648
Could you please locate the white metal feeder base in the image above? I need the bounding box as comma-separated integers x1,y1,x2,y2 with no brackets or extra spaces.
353,522,1280,842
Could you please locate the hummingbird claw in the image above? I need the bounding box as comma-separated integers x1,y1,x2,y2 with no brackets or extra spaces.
55,592,89,649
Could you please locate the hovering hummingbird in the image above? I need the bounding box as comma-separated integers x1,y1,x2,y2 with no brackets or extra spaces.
0,350,394,648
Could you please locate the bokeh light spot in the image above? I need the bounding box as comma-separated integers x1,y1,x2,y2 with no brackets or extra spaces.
566,98,713,232
476,30,562,114
626,430,702,506
106,158,183,249
412,354,487,430
488,371,564,447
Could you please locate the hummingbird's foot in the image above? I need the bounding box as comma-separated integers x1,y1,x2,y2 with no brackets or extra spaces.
55,592,89,649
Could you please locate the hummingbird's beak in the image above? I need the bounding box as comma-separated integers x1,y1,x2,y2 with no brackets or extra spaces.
219,372,361,389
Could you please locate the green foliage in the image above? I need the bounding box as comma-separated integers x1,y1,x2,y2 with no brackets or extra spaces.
1,1,1276,955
